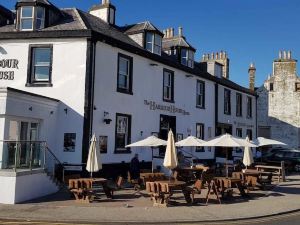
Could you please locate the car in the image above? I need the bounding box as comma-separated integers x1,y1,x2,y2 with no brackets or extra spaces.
263,149,300,172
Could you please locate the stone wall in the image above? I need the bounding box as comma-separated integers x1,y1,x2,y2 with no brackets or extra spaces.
257,51,300,148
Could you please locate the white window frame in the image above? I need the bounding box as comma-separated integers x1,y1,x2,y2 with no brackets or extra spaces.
146,32,162,55
163,70,173,101
118,56,130,90
20,6,34,31
36,6,45,30
196,80,205,108
181,49,194,68
32,47,52,82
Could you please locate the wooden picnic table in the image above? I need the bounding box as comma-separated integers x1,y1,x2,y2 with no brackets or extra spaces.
69,178,112,202
156,180,192,203
255,164,285,182
214,177,247,198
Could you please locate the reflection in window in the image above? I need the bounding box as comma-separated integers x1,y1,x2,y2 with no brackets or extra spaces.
146,32,162,55
20,6,45,30
181,48,194,68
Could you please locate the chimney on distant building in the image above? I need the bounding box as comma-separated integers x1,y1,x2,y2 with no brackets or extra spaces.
201,51,230,79
248,62,256,91
89,0,116,25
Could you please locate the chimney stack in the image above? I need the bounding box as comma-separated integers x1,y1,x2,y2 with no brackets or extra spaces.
89,0,116,25
248,62,256,91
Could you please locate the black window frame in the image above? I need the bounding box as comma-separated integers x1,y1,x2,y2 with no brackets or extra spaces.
117,53,133,95
196,123,205,152
247,96,253,118
246,129,253,140
26,44,53,87
114,113,132,154
224,88,231,115
163,68,174,102
196,80,205,109
236,93,242,117
236,128,243,137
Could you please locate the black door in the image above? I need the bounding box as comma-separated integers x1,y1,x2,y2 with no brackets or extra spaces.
159,114,176,155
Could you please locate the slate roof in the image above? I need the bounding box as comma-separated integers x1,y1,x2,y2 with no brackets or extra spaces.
163,36,196,51
0,4,255,96
122,21,163,36
0,5,15,20
17,0,51,5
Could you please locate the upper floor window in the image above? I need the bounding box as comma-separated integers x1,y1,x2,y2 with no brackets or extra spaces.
181,48,194,68
146,32,162,55
163,69,174,102
269,83,274,91
20,6,45,31
247,96,252,118
224,89,231,115
26,45,53,87
117,53,133,94
196,80,205,108
236,93,242,117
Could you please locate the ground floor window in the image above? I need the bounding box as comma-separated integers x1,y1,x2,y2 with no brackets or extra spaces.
236,128,242,137
196,123,205,152
246,129,253,140
115,113,131,153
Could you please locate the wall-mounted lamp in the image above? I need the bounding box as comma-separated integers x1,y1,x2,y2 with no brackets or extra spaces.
140,131,143,136
150,63,158,66
64,108,68,114
94,106,97,110
28,106,33,111
185,74,193,78
50,111,54,115
103,111,112,124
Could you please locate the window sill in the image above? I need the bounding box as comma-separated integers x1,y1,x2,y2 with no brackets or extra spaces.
224,112,231,115
117,89,133,95
236,115,243,117
114,149,132,154
196,105,205,109
26,83,53,87
163,99,175,103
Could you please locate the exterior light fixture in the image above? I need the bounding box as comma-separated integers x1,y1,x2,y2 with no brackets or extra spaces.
64,108,68,114
150,63,158,66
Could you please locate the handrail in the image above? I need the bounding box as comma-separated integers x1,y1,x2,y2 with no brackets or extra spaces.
45,145,63,166
0,140,47,143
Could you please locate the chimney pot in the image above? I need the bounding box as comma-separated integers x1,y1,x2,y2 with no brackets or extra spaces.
211,52,214,60
287,50,292,59
171,28,174,37
178,27,183,37
279,51,282,59
283,50,287,59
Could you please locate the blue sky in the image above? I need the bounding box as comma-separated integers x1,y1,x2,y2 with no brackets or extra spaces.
2,0,300,87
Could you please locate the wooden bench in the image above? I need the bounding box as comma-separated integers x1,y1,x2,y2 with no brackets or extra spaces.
69,179,94,203
146,181,172,207
255,162,285,182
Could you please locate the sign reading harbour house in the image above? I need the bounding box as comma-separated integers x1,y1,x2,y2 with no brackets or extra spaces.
144,100,190,115
0,59,19,80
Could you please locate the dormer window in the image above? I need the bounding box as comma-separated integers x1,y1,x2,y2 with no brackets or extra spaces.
181,48,194,68
146,32,162,55
19,6,45,31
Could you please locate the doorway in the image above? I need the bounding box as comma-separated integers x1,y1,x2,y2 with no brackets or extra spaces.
159,114,176,155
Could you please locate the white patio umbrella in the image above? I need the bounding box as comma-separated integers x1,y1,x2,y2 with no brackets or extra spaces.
163,130,178,172
175,136,206,147
86,134,102,177
126,135,167,172
243,137,254,168
199,134,257,177
253,137,287,147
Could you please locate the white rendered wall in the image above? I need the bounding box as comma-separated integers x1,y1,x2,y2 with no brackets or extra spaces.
0,172,58,204
92,42,216,165
0,38,87,164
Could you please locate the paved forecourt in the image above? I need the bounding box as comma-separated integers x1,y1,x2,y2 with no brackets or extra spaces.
0,175,299,224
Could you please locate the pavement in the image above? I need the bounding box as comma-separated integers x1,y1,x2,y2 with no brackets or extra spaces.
0,175,300,224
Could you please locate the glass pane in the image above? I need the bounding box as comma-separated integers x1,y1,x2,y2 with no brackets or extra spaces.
154,45,161,54
164,72,170,84
118,75,127,88
155,34,162,45
34,48,51,65
21,19,33,30
36,7,45,19
22,6,33,17
36,19,44,29
146,33,153,44
146,43,153,52
119,57,129,75
34,66,50,80
116,134,126,149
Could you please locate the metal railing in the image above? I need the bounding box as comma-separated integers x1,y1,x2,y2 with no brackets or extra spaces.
0,140,47,171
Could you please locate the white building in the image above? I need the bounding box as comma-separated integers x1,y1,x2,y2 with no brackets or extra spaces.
0,0,256,203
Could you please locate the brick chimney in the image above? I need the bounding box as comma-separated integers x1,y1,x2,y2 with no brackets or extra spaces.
248,62,256,91
89,0,116,25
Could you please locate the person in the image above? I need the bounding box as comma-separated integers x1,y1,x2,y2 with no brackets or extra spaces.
130,154,140,180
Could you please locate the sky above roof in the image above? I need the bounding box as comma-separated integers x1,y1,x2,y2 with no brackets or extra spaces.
2,0,299,87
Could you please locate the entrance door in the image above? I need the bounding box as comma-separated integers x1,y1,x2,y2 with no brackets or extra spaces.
159,114,176,155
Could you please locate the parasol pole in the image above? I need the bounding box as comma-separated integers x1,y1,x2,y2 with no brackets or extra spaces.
151,147,154,173
226,147,229,178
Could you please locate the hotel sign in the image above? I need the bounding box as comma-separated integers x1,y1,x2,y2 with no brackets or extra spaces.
0,59,19,80
144,100,190,116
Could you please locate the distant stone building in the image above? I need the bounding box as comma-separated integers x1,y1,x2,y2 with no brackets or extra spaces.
257,51,300,148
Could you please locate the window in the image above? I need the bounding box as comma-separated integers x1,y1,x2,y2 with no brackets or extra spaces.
236,128,242,137
163,69,174,102
146,32,162,55
27,45,53,86
20,6,45,31
224,89,231,115
295,83,300,92
236,93,242,117
196,80,205,108
115,114,131,153
270,83,274,91
247,97,252,118
246,129,253,140
196,123,205,152
117,53,133,94
181,48,194,68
